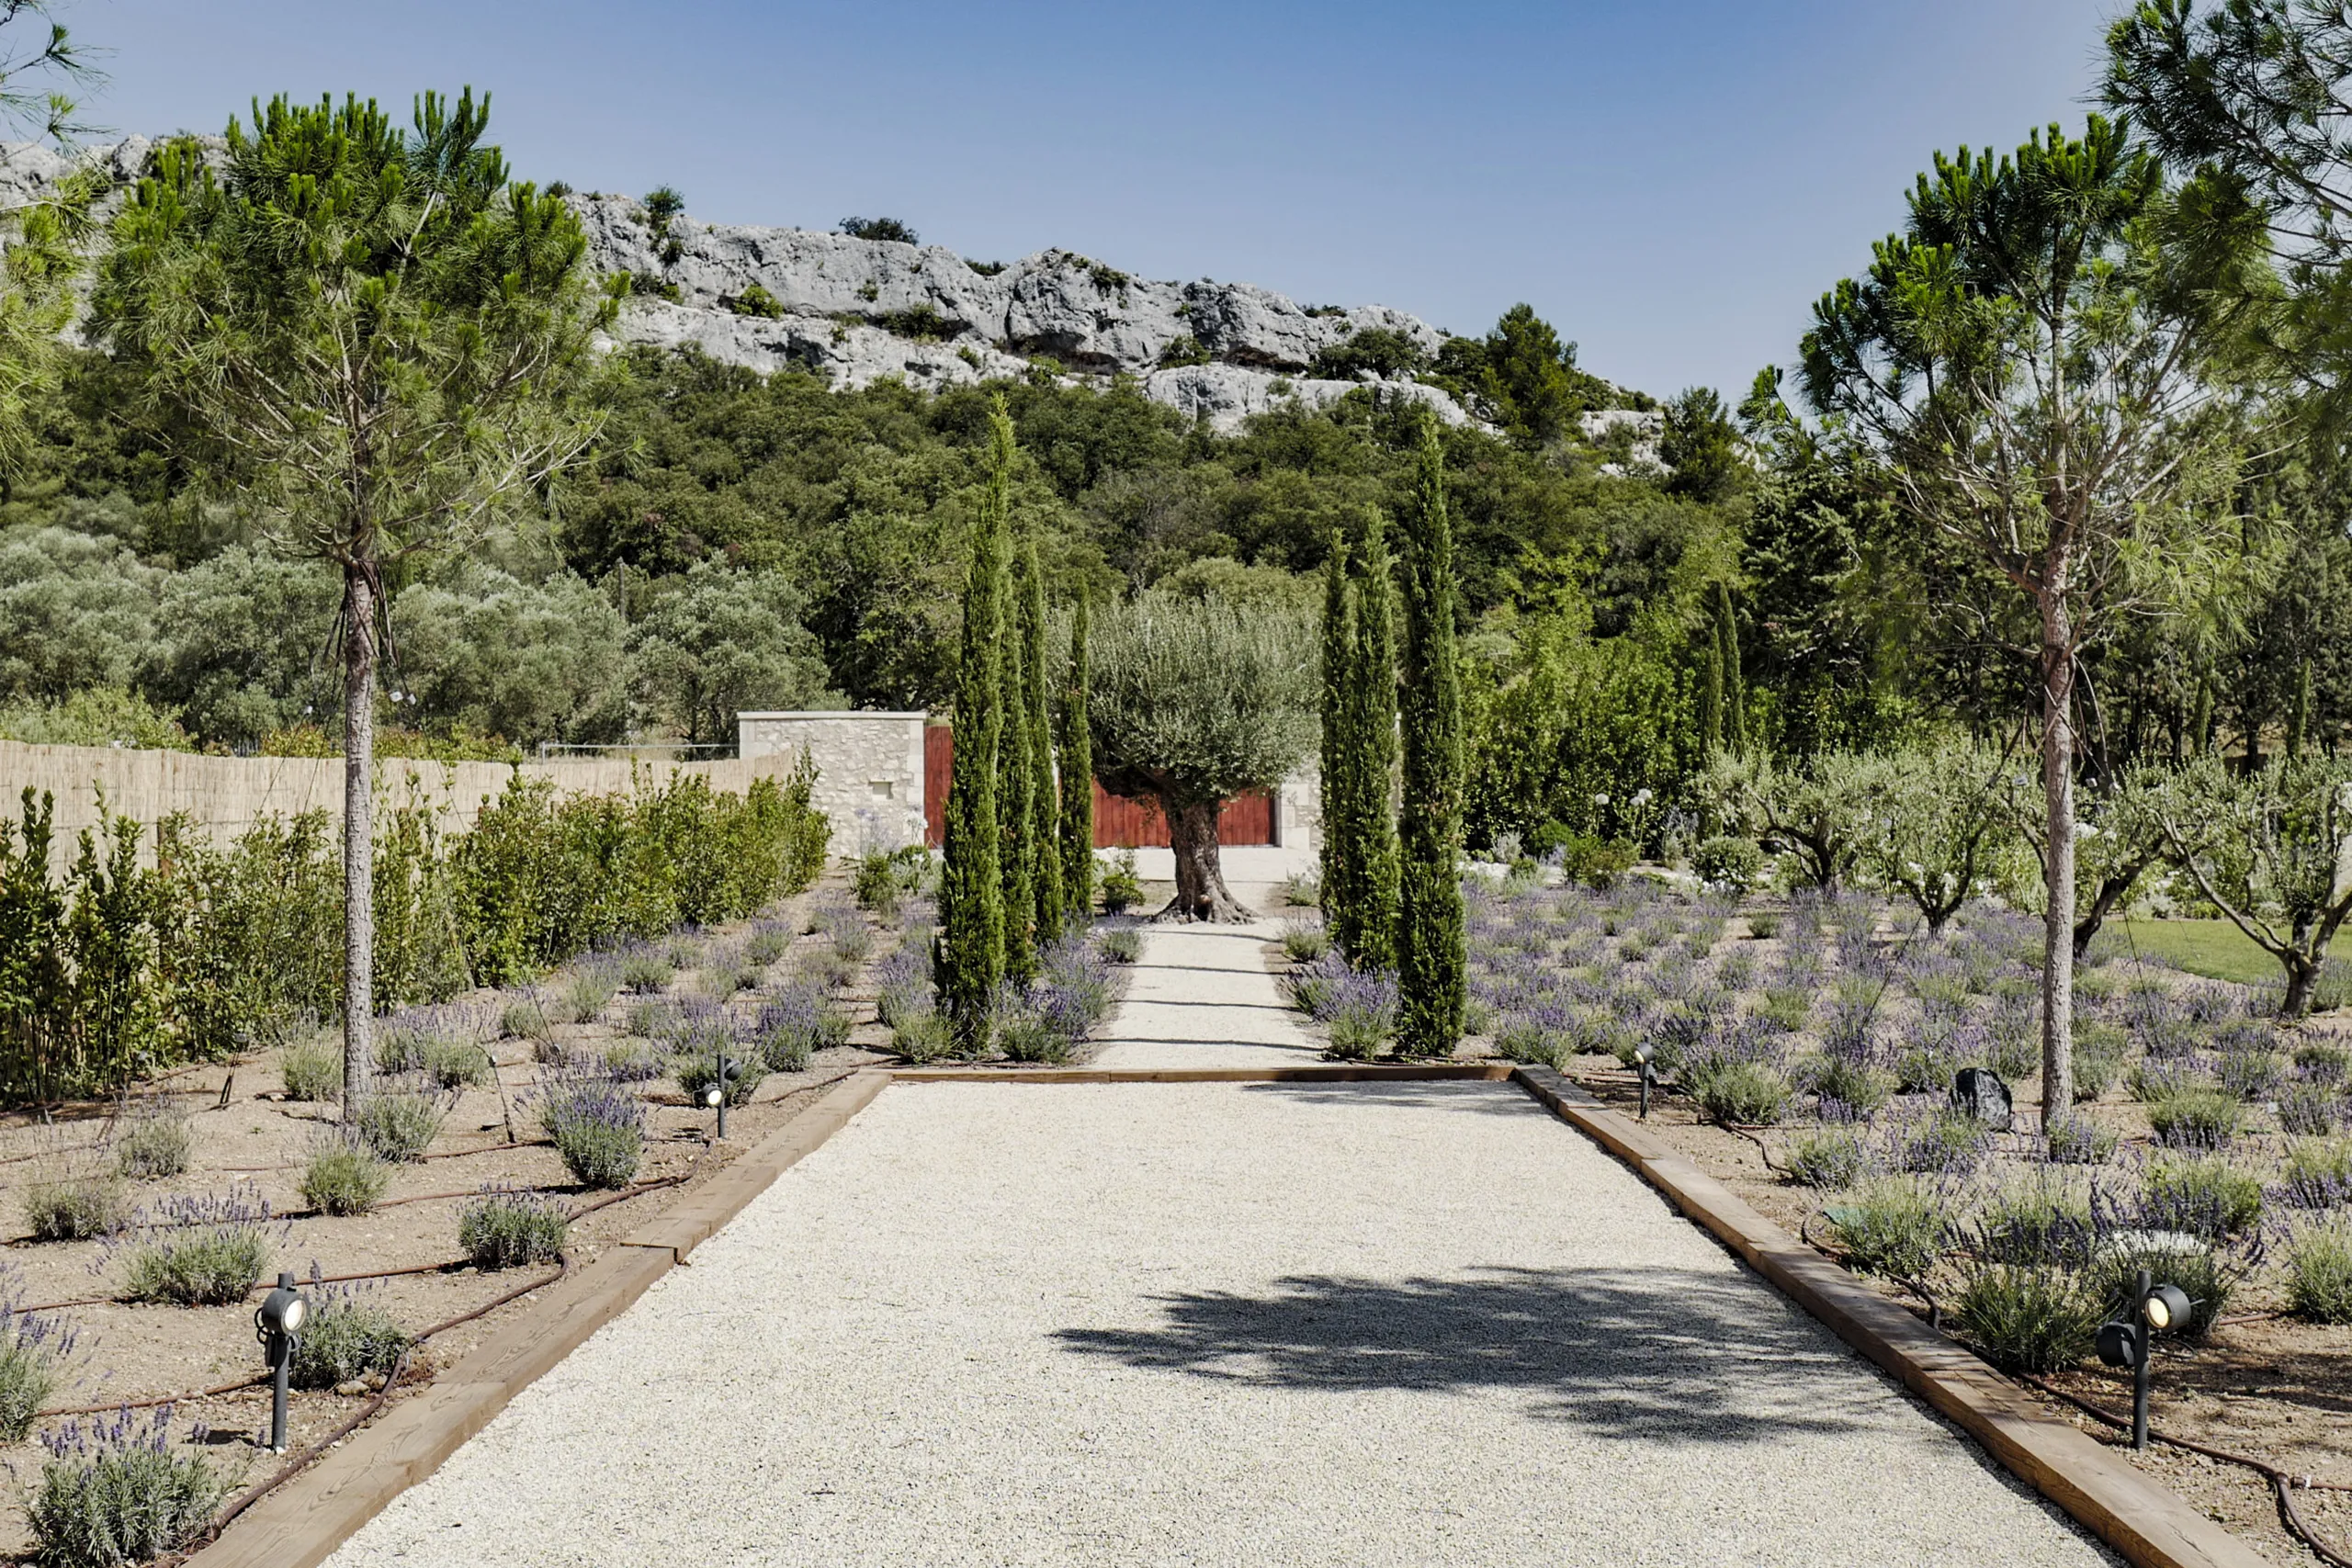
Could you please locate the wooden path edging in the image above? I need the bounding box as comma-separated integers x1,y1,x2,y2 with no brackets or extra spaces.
1506,1066,2271,1568
187,1068,894,1568
188,1059,2268,1568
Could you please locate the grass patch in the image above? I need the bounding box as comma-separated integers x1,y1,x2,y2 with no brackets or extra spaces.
2110,919,2352,988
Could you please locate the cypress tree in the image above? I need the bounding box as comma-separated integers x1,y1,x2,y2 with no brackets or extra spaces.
1057,594,1094,919
1021,541,1064,936
1351,505,1401,971
1698,632,1724,756
1318,529,1355,945
1715,580,1747,755
1000,551,1036,986
939,400,1013,1049
1395,415,1464,1058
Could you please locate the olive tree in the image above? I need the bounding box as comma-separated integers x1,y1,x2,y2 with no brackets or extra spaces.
1700,750,1890,895
2152,755,2352,1016
1088,592,1316,921
93,92,615,1100
1865,742,2010,935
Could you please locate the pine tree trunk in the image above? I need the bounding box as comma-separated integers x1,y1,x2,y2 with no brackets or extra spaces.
1163,799,1251,921
2039,588,2076,1116
343,565,377,1105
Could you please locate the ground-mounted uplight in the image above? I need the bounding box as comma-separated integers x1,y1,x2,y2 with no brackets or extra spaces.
707,1053,740,1139
1633,1043,1655,1121
253,1269,307,1452
2095,1269,2192,1450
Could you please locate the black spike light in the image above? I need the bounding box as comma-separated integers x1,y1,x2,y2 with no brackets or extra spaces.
254,1270,308,1452
2095,1269,2192,1450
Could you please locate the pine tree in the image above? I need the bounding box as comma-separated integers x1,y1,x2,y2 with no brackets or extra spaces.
1351,505,1401,971
999,552,1036,987
1020,541,1063,937
939,401,1013,1049
1395,415,1465,1057
1318,530,1356,946
1057,594,1095,919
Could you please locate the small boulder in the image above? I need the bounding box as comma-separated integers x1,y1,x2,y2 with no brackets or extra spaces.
1950,1066,2014,1133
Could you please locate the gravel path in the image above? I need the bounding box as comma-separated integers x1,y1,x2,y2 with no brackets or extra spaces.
1090,916,1320,1069
328,1077,2114,1567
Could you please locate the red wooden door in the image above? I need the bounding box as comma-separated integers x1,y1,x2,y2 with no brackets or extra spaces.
920,724,1274,849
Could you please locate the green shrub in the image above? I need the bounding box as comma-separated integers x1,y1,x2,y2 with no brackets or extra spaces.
1100,928,1141,964
458,1188,569,1269
1975,1182,2093,1268
1786,1126,1867,1189
24,1173,129,1242
744,924,792,966
2042,1112,2118,1165
1952,1264,2102,1371
1691,835,1764,888
118,1190,276,1305
2147,1088,2244,1150
2297,1041,2352,1079
997,1010,1074,1066
1692,1061,1790,1125
116,1101,193,1180
300,1135,390,1216
277,1033,342,1102
1826,1178,1947,1281
419,1033,490,1089
1745,912,1781,940
1280,921,1329,963
351,1087,447,1162
2143,1156,2264,1241
892,1010,953,1064
618,949,674,995
728,281,783,319
26,1411,226,1568
0,1311,74,1441
1804,1053,1894,1114
2071,1026,2124,1101
1759,987,1812,1033
557,966,616,1024
2282,1138,2352,1209
2285,1216,2352,1324
499,998,551,1043
1101,852,1144,914
289,1295,410,1389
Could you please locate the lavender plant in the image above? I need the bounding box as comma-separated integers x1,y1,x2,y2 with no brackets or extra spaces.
28,1407,225,1568
2278,1139,2352,1211
1321,967,1399,1061
2285,1215,2352,1324
616,943,675,995
114,1187,284,1305
2279,1084,2344,1138
753,984,850,1073
2041,1111,2119,1165
114,1100,194,1181
537,1073,649,1189
351,1080,450,1162
288,1285,409,1390
0,1297,78,1441
458,1186,570,1269
300,1131,390,1216
277,1032,342,1102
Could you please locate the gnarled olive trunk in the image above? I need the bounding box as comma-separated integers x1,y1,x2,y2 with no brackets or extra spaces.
1162,798,1253,922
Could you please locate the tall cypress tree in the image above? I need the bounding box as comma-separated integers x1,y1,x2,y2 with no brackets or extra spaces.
1351,505,1401,971
1021,541,1064,937
1057,594,1094,919
1318,529,1355,944
1396,415,1464,1057
1697,632,1724,756
1000,549,1037,986
1714,580,1747,755
939,401,1013,1049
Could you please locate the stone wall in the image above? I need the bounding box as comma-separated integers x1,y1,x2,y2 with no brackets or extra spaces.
737,711,926,853
0,740,804,866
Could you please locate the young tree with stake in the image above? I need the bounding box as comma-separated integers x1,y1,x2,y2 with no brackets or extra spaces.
93,91,616,1103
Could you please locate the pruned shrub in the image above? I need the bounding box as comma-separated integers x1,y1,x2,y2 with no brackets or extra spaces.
1691,835,1763,889
351,1085,448,1162
0,1306,77,1441
300,1134,390,1216
418,1032,491,1089
539,1074,647,1189
277,1033,341,1102
24,1171,130,1243
458,1187,569,1269
2285,1215,2352,1324
289,1292,410,1390
1952,1264,2101,1371
115,1101,193,1180
116,1189,278,1305
744,920,793,966
2147,1088,2243,1150
1826,1178,1947,1281
27,1409,226,1568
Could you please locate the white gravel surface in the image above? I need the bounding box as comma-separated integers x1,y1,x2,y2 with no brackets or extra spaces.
1090,916,1320,1069
327,1078,2115,1567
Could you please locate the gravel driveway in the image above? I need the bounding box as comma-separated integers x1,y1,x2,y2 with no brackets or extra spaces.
326,1077,2115,1567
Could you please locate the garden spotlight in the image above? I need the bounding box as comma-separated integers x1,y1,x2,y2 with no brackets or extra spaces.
254,1270,307,1453
1633,1043,1655,1121
2095,1269,2190,1450
708,1054,740,1139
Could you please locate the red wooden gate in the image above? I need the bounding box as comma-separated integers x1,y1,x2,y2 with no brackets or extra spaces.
921,723,1274,850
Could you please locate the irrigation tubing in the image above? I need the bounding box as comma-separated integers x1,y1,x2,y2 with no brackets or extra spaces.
2019,1373,2352,1568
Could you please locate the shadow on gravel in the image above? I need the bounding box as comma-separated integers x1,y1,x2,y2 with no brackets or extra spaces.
1054,1265,1880,1444
1238,1081,1535,1117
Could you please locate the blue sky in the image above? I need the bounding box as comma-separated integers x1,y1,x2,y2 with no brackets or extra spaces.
80,0,2114,400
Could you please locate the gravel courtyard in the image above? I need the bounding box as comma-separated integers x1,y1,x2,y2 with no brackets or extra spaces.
327,1074,2115,1567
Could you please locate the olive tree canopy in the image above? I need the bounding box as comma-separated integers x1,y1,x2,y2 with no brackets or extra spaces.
1088,592,1316,921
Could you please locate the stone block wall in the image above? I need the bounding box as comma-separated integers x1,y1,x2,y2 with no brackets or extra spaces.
737,711,926,853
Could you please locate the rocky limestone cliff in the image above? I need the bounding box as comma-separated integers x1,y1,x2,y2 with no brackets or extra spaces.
574,195,1476,431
